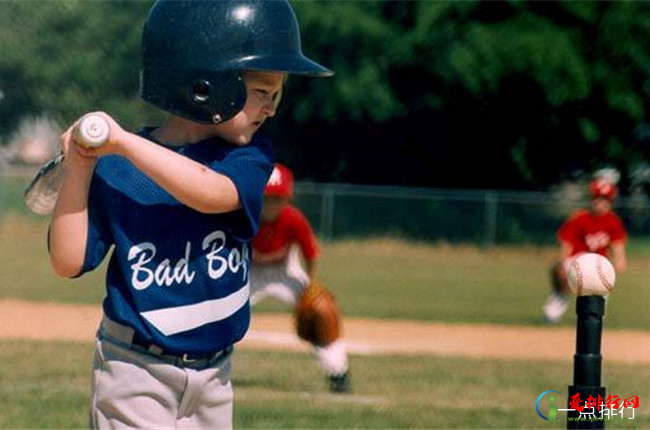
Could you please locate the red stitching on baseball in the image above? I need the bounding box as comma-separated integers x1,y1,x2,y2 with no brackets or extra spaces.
596,258,613,291
571,260,583,295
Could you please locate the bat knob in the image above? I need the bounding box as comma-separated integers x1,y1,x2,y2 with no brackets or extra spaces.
74,114,110,148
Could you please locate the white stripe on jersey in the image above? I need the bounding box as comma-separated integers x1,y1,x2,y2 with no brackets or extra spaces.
140,283,250,336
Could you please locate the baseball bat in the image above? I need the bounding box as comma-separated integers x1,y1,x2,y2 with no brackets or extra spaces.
23,113,110,215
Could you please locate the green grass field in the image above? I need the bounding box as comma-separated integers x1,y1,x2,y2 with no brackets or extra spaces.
1,340,649,429
2,215,650,329
2,183,650,429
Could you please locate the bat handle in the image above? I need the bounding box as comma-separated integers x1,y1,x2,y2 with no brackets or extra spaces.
72,113,110,148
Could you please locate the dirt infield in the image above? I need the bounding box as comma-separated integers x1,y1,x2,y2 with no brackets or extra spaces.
1,298,649,363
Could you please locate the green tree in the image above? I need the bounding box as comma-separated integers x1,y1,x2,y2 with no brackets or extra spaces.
0,0,158,137
3,1,650,191
275,1,650,189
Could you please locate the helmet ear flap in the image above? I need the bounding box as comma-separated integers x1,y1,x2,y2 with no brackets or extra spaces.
190,79,211,104
141,69,247,124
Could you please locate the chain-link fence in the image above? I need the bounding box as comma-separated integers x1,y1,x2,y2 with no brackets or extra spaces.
293,182,650,246
2,169,649,247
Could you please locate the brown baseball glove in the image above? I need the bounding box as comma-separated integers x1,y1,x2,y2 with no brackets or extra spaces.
294,280,341,347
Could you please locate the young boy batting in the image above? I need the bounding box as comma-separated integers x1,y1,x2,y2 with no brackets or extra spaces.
47,0,332,427
250,163,351,393
542,178,627,324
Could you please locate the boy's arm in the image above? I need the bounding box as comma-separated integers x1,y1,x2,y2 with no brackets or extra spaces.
118,134,239,214
292,208,320,281
48,129,96,278
610,241,627,273
305,258,318,281
559,240,573,261
78,114,240,214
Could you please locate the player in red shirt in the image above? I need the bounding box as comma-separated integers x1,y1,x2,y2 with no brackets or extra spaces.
542,179,627,323
250,163,351,392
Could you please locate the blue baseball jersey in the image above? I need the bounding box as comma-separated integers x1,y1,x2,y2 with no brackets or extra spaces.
78,129,273,355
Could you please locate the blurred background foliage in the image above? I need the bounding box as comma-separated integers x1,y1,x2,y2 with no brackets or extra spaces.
2,0,650,191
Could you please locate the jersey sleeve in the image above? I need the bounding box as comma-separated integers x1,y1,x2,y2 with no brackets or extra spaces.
557,210,583,246
211,135,274,241
78,173,114,276
290,208,320,261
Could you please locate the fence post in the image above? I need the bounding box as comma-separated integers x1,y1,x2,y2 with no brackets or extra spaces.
319,185,335,241
483,192,498,247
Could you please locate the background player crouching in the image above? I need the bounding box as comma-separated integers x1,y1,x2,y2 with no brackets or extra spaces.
542,178,627,324
250,163,351,393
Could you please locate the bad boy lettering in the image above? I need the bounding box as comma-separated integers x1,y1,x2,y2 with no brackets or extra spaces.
202,231,248,281
128,229,249,290
129,242,195,290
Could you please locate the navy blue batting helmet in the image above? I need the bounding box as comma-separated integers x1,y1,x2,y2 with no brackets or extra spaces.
141,0,333,124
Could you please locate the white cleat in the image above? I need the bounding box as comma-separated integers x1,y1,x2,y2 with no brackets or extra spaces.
543,293,569,324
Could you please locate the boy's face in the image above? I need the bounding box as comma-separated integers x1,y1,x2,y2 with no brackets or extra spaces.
591,197,612,216
261,195,289,222
215,71,285,145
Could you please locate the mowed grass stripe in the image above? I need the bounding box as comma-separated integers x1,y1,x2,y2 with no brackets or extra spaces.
1,340,649,429
3,218,650,329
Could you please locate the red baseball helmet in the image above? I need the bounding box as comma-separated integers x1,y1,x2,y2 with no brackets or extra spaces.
589,179,618,200
265,163,294,198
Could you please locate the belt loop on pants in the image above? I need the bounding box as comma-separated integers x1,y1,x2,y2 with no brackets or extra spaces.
99,315,232,370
